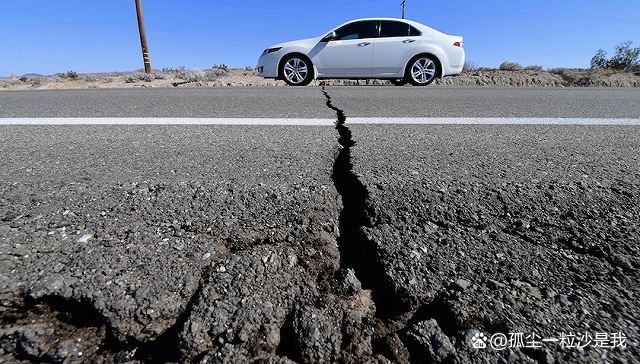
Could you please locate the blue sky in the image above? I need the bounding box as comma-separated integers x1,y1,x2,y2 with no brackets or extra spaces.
1,0,639,76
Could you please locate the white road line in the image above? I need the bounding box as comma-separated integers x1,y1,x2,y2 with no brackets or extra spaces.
1,118,639,125
0,118,336,125
348,117,640,125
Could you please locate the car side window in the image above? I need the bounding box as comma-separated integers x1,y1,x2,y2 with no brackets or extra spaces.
334,21,378,40
379,20,422,37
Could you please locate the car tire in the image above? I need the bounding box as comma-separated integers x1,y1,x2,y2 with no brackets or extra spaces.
405,55,439,86
280,55,313,86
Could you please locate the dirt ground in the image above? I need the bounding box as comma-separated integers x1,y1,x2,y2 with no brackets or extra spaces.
1,68,639,90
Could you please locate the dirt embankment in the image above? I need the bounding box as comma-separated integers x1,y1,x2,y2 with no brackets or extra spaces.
1,68,639,90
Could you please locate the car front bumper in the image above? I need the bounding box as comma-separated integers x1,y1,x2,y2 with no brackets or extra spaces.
256,52,280,79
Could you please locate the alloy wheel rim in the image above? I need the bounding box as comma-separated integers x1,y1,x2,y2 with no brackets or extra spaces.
284,58,308,84
411,58,436,84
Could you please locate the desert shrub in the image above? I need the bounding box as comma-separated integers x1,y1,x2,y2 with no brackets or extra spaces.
463,60,479,72
57,70,79,79
499,61,523,71
175,66,206,82
82,74,100,82
22,76,44,86
524,65,543,71
548,68,569,75
175,66,191,80
0,78,22,88
207,66,228,78
49,76,65,83
591,41,640,70
126,72,154,83
192,68,207,81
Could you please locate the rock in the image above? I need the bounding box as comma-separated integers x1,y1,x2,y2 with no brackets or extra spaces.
294,306,342,363
56,218,72,228
514,219,530,231
76,234,92,243
335,268,362,296
451,278,472,291
403,319,455,362
487,279,506,289
456,329,483,348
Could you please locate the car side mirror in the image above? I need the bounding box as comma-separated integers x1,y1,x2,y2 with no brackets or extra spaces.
321,31,337,42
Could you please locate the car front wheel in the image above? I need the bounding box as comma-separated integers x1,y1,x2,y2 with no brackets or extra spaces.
280,55,313,86
406,55,439,86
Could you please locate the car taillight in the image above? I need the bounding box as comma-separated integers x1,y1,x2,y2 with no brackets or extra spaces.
453,41,462,47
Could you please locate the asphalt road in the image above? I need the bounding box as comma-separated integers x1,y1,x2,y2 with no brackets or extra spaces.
1,86,640,118
1,86,639,363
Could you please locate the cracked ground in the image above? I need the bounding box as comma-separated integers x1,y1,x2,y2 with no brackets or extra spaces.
1,87,639,363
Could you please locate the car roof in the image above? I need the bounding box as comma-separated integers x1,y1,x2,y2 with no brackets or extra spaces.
333,18,440,35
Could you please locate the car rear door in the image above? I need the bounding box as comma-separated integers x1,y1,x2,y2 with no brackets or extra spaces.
313,20,377,76
372,20,421,75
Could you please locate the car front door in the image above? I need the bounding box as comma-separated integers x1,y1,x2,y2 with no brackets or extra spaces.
313,20,378,76
372,20,422,75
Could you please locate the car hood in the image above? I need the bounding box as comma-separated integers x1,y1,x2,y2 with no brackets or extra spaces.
269,36,322,51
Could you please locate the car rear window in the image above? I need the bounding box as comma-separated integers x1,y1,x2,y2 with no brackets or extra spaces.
380,21,422,37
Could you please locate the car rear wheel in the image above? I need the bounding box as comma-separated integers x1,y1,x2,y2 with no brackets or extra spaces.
280,55,313,86
406,55,439,86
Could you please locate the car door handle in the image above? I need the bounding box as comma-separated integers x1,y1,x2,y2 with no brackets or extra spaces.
402,39,416,43
357,42,371,47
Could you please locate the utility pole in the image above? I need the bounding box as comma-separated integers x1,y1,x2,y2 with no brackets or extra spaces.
135,0,151,73
401,0,406,19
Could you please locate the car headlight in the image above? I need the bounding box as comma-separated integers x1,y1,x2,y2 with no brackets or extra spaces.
263,47,282,55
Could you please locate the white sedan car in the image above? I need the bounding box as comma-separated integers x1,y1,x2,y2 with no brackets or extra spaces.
256,18,464,86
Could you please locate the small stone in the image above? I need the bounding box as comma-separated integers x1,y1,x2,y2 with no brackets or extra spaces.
53,263,65,273
335,268,361,296
559,294,572,306
404,319,454,362
487,279,506,289
451,278,472,291
457,329,482,347
514,219,530,231
76,234,92,243
57,219,72,228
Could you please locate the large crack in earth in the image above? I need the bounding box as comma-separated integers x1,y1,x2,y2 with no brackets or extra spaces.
322,86,396,315
322,87,454,362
